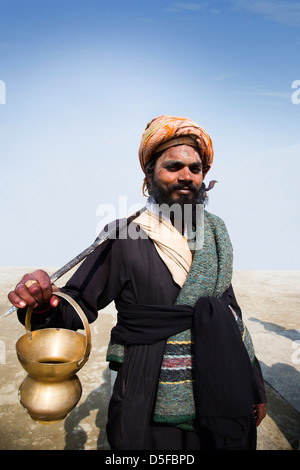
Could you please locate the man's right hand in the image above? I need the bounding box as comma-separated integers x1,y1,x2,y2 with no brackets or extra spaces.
8,270,61,311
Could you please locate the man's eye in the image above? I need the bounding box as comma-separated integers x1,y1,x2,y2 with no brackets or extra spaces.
166,164,181,171
191,166,202,173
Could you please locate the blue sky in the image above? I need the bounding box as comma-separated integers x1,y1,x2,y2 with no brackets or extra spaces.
0,0,299,270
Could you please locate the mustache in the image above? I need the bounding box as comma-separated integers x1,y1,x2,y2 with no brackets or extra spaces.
168,182,198,193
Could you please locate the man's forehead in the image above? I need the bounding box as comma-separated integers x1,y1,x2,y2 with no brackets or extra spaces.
159,144,202,163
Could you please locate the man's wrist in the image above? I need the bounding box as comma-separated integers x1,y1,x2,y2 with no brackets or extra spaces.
32,304,52,314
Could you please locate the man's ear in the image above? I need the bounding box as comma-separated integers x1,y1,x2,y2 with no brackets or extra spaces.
144,172,153,193
142,177,150,196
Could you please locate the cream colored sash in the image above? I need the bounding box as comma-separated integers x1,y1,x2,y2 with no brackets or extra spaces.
134,210,192,287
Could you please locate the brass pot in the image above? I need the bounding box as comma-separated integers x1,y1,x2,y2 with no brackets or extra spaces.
16,292,91,424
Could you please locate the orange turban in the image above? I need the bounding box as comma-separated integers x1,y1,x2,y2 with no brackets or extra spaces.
139,115,214,177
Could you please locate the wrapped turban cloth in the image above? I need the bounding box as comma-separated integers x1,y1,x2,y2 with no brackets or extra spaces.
139,115,214,177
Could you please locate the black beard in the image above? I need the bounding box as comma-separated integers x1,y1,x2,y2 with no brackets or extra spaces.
150,177,200,209
149,177,202,233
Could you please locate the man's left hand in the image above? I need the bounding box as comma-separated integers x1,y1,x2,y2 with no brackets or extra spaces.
254,403,267,426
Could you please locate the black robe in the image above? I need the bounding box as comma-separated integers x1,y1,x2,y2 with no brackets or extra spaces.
18,224,266,450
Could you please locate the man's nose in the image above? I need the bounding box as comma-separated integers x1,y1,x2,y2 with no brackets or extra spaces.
178,167,193,181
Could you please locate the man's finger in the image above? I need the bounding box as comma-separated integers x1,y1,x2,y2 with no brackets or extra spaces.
7,290,28,309
255,403,267,427
50,285,62,308
15,282,39,308
23,271,53,302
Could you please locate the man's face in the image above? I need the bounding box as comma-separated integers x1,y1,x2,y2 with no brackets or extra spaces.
150,145,203,207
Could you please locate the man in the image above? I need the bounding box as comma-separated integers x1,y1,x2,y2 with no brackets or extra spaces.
8,115,267,450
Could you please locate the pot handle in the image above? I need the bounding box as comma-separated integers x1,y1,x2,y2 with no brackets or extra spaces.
25,291,92,367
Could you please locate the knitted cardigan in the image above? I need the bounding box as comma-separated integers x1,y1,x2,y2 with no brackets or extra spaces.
106,210,255,430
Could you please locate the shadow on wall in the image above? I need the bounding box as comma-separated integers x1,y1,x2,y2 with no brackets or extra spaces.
64,367,111,450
